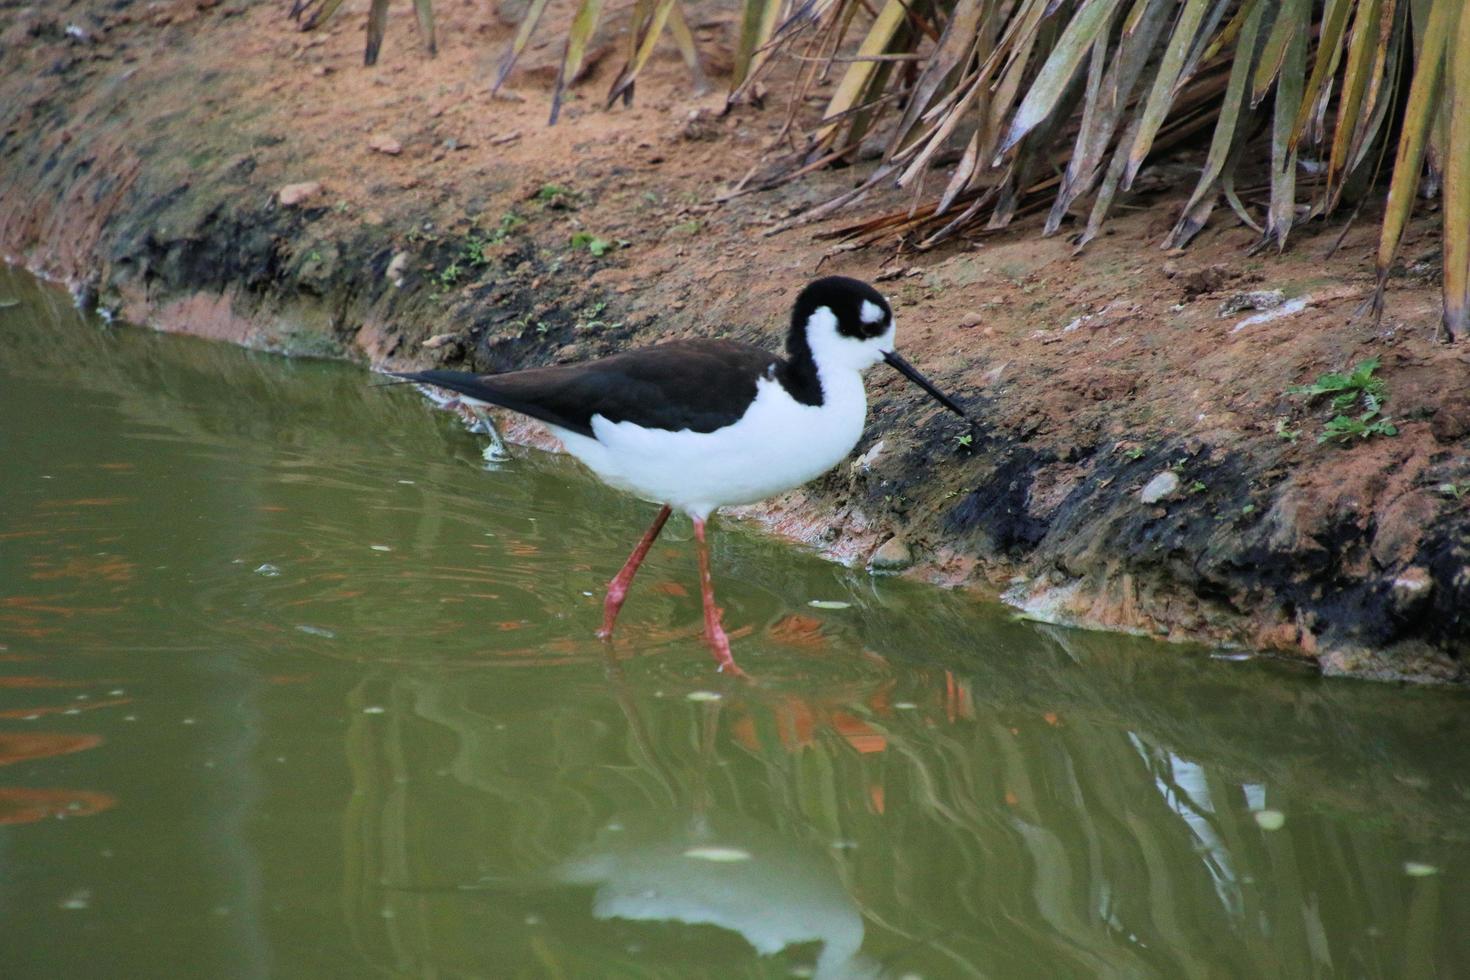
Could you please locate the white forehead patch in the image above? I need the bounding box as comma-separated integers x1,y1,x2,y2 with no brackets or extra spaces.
860,300,886,325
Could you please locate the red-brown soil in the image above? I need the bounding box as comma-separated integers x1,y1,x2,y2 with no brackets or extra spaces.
2,0,1467,682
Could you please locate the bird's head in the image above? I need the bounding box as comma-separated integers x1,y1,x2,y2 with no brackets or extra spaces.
790,276,895,372
789,276,973,425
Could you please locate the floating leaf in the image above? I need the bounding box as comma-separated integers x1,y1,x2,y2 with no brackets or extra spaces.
683,846,751,861
1253,809,1286,830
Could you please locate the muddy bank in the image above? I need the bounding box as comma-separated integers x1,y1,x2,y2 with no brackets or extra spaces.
3,0,1467,683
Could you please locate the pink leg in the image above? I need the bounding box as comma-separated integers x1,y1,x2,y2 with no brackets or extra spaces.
598,505,672,640
692,517,745,677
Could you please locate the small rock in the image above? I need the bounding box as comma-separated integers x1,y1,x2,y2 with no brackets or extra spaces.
386,251,410,287
675,108,721,142
1430,387,1470,442
851,439,886,474
278,181,322,207
368,133,403,155
1140,470,1180,504
422,333,458,350
869,536,913,573
1161,260,1180,278
1218,290,1285,318
1390,567,1434,614
1179,264,1233,298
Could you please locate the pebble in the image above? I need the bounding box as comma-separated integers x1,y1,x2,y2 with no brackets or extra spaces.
386,251,410,287
1140,471,1180,504
1217,290,1285,318
851,439,886,474
277,181,322,207
1389,567,1434,614
368,133,402,155
869,536,914,572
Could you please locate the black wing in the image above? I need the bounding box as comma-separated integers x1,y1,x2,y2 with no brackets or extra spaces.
389,340,780,438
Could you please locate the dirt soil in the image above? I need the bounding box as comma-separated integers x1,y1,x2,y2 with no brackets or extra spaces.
3,0,1469,683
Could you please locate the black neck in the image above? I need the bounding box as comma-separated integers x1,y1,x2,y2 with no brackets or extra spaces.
778,321,823,407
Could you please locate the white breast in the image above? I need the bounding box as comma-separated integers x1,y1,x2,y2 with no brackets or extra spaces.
552,368,869,521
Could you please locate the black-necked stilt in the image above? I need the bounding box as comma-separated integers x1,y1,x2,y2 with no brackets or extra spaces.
388,276,971,674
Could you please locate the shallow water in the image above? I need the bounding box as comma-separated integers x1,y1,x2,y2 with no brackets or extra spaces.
1,266,1468,978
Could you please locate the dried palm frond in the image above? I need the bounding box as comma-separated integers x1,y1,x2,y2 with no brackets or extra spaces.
286,0,1468,338
493,0,714,124
754,0,1468,341
290,0,436,65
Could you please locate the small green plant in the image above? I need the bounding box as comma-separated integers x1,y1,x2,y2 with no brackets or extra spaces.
536,184,579,209
1436,483,1466,499
1122,446,1145,460
1274,418,1301,444
1287,358,1387,413
461,234,491,267
570,231,614,256
1287,357,1398,446
1319,413,1398,444
954,433,974,449
489,212,526,243
437,261,462,288
1187,480,1207,495
575,300,618,332
1241,503,1257,515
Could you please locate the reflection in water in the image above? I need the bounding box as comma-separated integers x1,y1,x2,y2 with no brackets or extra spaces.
3,266,1470,977
557,809,871,979
338,638,1470,977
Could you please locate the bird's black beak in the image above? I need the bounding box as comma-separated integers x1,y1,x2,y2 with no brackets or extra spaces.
883,351,973,425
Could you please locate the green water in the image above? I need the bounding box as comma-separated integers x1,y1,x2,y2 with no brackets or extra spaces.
0,267,1467,978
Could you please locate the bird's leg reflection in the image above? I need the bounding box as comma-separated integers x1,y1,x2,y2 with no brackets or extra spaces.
692,516,746,677
555,683,873,978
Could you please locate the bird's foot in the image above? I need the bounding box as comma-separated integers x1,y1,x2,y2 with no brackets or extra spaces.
704,613,750,679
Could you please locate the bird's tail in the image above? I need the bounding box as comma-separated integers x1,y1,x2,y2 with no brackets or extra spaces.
380,370,495,401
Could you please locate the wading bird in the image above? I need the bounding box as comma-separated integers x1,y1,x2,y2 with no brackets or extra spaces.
389,276,971,675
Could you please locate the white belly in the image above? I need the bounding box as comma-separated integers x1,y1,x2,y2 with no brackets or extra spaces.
552,373,868,520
